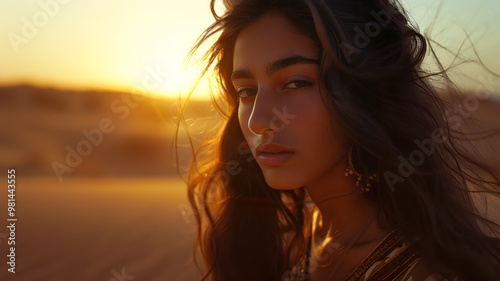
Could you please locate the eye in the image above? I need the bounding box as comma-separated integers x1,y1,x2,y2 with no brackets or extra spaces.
283,80,313,90
236,87,257,99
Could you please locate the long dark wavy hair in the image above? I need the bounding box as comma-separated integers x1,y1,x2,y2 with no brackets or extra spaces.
176,0,500,280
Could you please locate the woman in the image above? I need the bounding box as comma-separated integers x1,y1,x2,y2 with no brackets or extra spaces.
178,0,500,280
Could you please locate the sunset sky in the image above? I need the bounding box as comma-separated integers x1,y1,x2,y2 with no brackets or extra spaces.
1,0,499,99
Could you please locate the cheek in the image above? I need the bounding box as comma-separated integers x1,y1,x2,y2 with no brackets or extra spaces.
238,104,251,138
297,101,347,160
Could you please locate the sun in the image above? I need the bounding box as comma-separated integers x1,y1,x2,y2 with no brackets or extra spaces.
134,62,210,100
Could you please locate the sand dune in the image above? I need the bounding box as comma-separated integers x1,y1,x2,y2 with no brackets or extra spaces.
0,85,217,179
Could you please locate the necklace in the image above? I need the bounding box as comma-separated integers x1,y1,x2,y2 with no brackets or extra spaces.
294,228,415,281
313,190,358,205
309,210,373,270
286,234,312,281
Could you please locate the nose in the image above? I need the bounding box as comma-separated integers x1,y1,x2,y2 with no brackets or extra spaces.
247,87,282,136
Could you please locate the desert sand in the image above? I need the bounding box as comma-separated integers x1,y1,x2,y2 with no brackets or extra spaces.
0,177,201,281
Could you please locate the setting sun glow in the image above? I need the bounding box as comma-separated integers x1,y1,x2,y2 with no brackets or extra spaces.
0,0,499,99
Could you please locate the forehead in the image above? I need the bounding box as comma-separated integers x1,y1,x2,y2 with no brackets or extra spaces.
233,12,319,71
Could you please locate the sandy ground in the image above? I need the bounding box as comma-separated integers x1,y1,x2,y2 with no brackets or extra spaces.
0,177,201,281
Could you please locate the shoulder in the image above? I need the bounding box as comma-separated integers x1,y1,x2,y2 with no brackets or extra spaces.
361,231,446,281
398,259,446,281
364,253,444,281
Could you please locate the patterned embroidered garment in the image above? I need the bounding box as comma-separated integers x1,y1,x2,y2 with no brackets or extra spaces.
346,229,422,281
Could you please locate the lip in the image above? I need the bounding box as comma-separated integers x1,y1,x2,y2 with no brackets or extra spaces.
255,143,295,167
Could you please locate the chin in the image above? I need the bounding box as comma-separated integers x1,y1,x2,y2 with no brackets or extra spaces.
262,171,304,190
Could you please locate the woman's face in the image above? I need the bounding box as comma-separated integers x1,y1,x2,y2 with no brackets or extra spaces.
232,12,348,190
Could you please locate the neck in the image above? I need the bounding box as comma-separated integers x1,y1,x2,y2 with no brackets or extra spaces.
305,156,390,247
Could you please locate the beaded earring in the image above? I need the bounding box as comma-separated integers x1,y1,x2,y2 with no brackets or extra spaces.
344,146,379,193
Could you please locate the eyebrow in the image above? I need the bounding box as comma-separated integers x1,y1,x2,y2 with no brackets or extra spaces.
231,55,319,81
